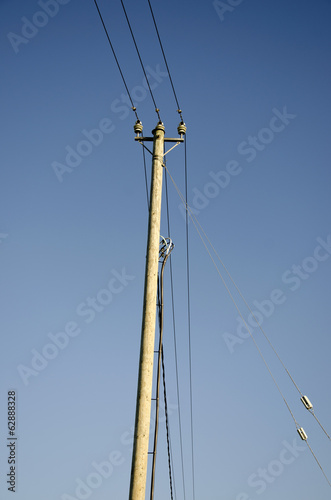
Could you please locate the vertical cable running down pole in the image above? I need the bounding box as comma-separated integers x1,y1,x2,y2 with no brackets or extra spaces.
164,166,187,500
161,348,175,500
150,239,174,500
184,136,196,500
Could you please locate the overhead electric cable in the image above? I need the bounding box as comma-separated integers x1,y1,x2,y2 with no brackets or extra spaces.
167,164,299,427
120,0,161,122
142,145,149,210
164,165,301,425
161,347,175,500
165,155,331,443
169,191,331,442
150,275,165,500
305,440,331,487
146,0,183,121
92,0,139,121
150,241,174,500
164,161,187,500
164,164,331,488
184,139,196,500
187,215,331,442
309,409,331,441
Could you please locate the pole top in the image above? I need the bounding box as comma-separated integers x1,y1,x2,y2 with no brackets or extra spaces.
152,122,165,135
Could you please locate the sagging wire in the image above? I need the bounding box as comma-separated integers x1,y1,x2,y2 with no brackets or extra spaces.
120,0,162,122
146,0,183,122
164,164,331,489
92,0,139,120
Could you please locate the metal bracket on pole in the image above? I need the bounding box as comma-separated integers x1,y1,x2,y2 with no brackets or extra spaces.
163,141,181,157
134,120,186,158
136,140,182,158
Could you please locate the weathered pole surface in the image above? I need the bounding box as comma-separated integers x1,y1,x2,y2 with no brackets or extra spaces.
129,122,165,500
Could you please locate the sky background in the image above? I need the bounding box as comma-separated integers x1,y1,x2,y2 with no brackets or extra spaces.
1,0,331,499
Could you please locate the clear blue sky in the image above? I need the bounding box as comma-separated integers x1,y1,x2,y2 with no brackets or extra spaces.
1,1,331,499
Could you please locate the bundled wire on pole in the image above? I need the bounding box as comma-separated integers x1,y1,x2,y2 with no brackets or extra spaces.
150,241,175,500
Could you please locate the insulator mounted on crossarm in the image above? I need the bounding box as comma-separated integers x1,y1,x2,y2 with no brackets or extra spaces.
134,120,143,136
177,121,187,138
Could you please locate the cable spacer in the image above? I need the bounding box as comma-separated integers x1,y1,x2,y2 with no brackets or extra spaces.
301,395,313,410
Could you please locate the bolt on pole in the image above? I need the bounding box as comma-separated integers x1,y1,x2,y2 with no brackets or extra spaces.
129,122,165,500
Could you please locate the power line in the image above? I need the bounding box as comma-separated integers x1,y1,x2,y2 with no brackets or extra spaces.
309,409,331,441
141,145,149,210
161,347,175,500
151,240,174,500
184,138,196,500
306,440,331,488
120,0,161,122
166,151,331,445
164,165,301,427
164,164,331,488
164,163,187,500
187,214,331,443
146,0,183,121
92,0,139,121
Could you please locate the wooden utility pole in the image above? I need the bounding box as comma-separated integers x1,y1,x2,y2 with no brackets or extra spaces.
129,122,165,500
129,120,185,500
